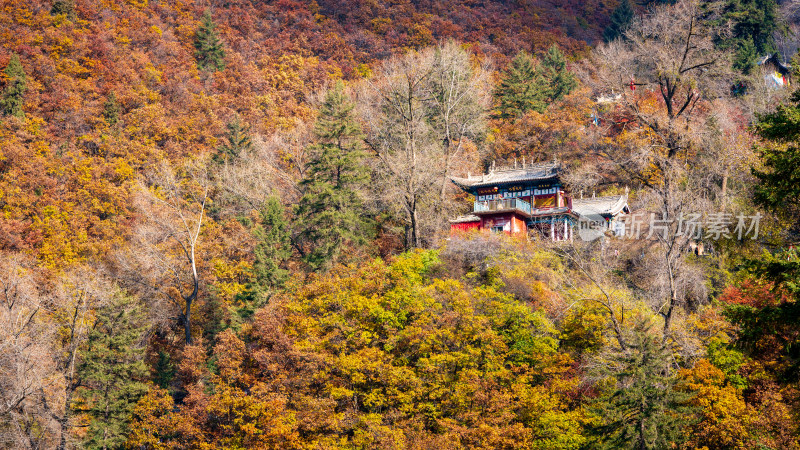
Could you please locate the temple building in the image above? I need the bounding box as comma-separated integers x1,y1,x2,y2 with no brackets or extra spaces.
449,161,629,241
758,53,792,88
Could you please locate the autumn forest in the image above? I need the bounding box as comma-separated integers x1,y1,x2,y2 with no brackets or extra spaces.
1,0,800,448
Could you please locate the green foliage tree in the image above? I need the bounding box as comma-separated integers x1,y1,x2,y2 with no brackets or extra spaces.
540,45,578,103
1,54,27,118
751,83,800,296
50,0,76,19
102,91,121,126
494,51,542,119
295,81,372,271
152,351,176,390
214,117,253,163
603,0,634,43
732,38,758,74
249,196,291,295
194,11,226,72
738,85,800,381
75,292,149,450
711,0,781,73
753,93,800,212
494,46,577,119
591,322,696,449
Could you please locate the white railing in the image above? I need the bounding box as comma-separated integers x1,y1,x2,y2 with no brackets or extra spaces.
474,198,532,215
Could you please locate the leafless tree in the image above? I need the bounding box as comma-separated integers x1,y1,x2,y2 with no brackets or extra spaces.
774,1,800,61
552,240,631,351
359,40,491,248
117,161,207,344
0,255,116,449
213,126,313,216
584,0,734,341
0,254,56,449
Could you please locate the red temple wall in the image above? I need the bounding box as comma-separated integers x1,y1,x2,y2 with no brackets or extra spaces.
450,220,481,233
480,213,528,235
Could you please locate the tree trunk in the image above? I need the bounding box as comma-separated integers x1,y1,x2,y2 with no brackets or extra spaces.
720,169,728,212
662,252,677,341
182,266,199,345
411,200,420,248
56,416,69,450
183,202,203,345
184,291,195,344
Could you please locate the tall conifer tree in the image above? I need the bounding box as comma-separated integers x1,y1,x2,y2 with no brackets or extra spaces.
494,51,542,119
603,0,634,43
749,83,800,299
708,0,781,73
753,92,800,212
76,292,149,450
102,91,121,126
194,11,226,72
234,196,291,321
1,54,27,118
296,81,372,271
591,323,696,449
494,46,576,119
251,196,291,292
726,0,780,56
50,0,76,18
214,117,252,163
540,45,577,103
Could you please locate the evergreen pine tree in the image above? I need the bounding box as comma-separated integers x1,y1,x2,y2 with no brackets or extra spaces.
733,38,758,74
76,292,149,450
102,91,121,126
603,0,634,43
591,322,696,449
539,45,578,103
214,117,252,163
727,0,780,56
751,82,800,264
733,84,800,383
249,196,291,294
494,51,544,119
229,196,290,323
1,54,27,118
296,81,372,271
152,351,176,390
50,0,76,19
753,89,800,211
710,0,782,73
494,47,577,119
194,11,226,72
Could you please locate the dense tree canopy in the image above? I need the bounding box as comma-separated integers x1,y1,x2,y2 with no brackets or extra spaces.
1,0,800,447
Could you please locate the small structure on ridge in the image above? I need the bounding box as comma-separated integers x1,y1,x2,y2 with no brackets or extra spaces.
758,53,792,88
449,161,629,241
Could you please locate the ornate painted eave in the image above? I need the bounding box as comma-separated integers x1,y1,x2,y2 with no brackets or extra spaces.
450,161,561,190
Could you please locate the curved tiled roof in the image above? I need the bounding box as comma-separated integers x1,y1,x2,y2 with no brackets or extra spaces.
758,53,791,73
449,214,481,224
451,161,560,189
572,194,629,217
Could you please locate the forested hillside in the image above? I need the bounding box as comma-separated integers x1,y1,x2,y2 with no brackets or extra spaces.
1,0,800,448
